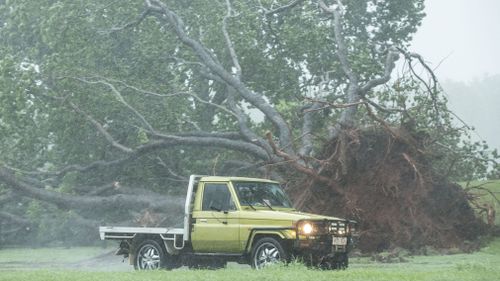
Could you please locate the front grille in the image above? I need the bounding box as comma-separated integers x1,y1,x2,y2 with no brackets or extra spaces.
328,221,347,235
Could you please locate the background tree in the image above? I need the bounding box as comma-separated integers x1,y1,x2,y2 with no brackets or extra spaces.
0,0,496,250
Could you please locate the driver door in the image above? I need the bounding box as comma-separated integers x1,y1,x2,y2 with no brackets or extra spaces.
191,182,240,253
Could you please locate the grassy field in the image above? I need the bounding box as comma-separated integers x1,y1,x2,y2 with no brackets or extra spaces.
1,180,497,280
0,238,499,281
0,247,109,264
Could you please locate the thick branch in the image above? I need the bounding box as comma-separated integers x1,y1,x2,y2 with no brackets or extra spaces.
14,131,267,181
222,0,242,77
0,166,183,213
226,87,273,155
150,134,270,160
145,0,294,153
265,132,346,195
0,210,31,226
319,0,357,84
299,103,322,156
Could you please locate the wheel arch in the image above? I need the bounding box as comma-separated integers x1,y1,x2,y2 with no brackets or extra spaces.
245,228,295,253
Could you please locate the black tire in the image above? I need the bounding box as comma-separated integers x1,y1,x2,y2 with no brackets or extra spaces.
320,253,348,270
133,239,172,270
335,253,348,269
250,237,287,269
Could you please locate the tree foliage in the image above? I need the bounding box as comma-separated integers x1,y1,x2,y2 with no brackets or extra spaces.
0,0,496,248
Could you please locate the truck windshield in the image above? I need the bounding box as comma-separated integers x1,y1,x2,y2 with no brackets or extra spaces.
233,182,293,208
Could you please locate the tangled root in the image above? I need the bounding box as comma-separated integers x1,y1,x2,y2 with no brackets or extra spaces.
288,128,487,252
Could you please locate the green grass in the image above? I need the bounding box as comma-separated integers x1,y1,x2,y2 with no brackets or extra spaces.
0,239,499,281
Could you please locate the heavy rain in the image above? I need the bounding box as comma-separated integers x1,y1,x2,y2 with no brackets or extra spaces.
0,0,498,280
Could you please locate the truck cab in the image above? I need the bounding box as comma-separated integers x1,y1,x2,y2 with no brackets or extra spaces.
99,175,356,270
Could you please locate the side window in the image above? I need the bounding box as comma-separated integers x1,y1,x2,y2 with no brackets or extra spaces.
202,184,236,211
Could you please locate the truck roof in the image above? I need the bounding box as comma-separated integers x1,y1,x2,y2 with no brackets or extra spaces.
200,176,279,183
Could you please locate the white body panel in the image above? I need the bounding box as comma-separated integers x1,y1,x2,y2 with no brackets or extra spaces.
99,226,183,240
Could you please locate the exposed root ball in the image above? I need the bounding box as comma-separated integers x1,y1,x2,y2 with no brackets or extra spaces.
288,128,487,252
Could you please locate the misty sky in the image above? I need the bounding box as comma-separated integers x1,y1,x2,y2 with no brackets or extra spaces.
410,0,500,152
411,0,500,81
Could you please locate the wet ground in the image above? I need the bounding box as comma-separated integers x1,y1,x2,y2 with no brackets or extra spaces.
0,248,132,271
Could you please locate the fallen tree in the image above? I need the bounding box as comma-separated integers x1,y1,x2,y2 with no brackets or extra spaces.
0,0,496,250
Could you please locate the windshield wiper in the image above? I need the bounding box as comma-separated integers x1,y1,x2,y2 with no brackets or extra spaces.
240,196,256,211
261,199,274,211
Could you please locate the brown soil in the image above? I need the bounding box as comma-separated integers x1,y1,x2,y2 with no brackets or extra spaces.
288,128,487,252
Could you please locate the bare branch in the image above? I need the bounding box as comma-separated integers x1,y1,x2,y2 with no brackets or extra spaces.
362,97,406,114
465,184,500,205
176,131,242,139
155,156,189,182
222,0,242,77
66,76,156,132
68,101,134,153
399,50,442,126
264,0,305,16
187,90,239,118
64,76,241,128
360,48,400,93
100,8,151,34
303,98,365,112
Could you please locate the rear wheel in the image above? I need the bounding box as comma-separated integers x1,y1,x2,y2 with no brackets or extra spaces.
134,239,169,270
251,237,287,269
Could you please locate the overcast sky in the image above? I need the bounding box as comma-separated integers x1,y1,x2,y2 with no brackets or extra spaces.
410,0,500,152
411,0,500,81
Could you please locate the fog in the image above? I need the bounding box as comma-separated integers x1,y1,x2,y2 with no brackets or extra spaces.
411,0,500,151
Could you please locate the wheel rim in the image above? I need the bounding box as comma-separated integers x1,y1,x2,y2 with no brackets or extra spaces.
137,244,161,270
254,242,281,269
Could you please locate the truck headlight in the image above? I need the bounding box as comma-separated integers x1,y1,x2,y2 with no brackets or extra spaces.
337,228,346,235
299,222,314,235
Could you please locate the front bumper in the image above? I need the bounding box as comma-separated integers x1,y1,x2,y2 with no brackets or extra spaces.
293,219,357,256
293,235,354,256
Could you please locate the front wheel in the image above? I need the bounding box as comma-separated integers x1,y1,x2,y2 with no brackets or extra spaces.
133,239,167,270
250,237,287,269
318,253,348,270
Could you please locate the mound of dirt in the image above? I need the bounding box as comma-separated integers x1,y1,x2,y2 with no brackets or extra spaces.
288,128,487,252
